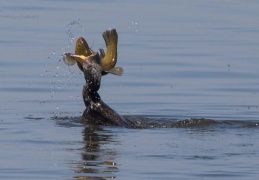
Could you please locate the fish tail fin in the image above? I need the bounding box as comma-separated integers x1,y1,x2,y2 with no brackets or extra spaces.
105,67,123,76
102,29,118,47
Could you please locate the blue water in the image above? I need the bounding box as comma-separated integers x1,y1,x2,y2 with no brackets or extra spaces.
1,0,259,179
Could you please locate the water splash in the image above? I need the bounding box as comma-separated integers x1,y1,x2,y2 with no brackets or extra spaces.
37,20,87,116
128,21,139,32
65,19,84,39
51,115,259,129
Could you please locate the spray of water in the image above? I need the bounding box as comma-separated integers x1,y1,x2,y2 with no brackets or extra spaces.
38,20,86,116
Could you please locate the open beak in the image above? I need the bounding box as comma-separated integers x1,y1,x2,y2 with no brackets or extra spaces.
70,54,90,72
70,54,87,70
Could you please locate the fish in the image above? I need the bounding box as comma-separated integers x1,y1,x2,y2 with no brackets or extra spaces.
100,29,123,76
63,29,123,76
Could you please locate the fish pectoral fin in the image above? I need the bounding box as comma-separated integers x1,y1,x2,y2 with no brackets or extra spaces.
99,48,105,59
105,67,123,76
63,53,77,66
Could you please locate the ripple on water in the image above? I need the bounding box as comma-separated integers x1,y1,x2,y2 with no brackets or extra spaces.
51,114,259,129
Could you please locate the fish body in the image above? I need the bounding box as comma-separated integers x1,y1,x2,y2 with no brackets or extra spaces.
100,29,123,76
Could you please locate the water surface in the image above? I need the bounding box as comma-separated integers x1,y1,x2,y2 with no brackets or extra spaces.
1,0,259,179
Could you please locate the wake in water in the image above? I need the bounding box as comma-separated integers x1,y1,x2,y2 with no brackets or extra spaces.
49,115,259,129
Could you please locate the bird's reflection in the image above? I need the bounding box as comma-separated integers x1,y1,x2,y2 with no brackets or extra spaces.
74,125,118,179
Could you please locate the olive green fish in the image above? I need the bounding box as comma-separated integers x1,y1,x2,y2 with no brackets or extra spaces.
63,29,123,76
99,29,123,76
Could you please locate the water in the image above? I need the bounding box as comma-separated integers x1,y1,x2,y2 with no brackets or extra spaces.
1,0,259,179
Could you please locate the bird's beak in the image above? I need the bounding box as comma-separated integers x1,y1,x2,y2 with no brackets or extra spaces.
70,54,87,69
70,54,86,59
